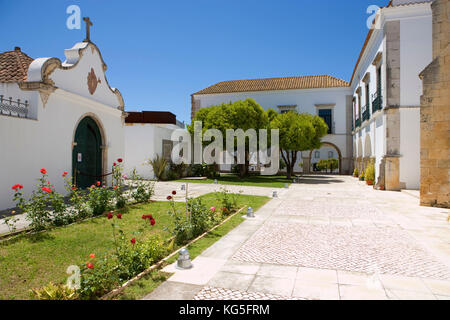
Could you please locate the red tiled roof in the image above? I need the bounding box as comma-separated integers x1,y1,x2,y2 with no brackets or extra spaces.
193,75,349,95
0,47,34,82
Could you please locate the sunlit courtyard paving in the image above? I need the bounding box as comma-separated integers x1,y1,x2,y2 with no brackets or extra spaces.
146,175,450,300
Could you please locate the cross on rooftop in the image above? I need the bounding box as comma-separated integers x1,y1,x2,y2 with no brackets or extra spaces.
83,17,93,42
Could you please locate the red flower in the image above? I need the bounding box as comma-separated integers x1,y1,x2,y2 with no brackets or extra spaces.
96,181,101,186
117,213,122,219
130,238,136,244
62,172,68,177
167,195,172,200
113,185,117,190
86,262,94,269
107,212,113,219
89,253,95,258
117,158,123,163
11,184,23,190
150,218,156,226
72,186,77,190
172,190,177,195
113,162,117,166
40,168,47,175
41,187,52,193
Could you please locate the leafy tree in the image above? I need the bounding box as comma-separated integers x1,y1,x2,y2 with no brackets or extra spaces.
188,99,269,177
270,112,328,179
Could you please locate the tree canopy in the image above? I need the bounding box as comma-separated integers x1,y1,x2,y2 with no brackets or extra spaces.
270,111,328,178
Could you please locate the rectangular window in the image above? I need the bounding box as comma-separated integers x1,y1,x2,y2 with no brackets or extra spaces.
315,151,320,158
376,67,382,94
365,83,370,107
318,109,332,134
328,151,333,158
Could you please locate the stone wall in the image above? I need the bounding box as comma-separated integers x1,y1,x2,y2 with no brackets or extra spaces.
419,0,449,208
383,20,403,190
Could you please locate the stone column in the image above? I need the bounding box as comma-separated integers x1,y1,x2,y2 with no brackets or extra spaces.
383,20,403,191
419,0,449,208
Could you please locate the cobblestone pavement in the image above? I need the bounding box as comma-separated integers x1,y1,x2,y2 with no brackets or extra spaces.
144,175,450,300
276,200,386,219
194,286,303,300
232,223,450,280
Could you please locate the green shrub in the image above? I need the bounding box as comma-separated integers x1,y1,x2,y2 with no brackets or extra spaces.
365,164,375,182
353,168,359,177
130,169,155,203
147,155,168,180
87,184,113,216
215,187,238,215
191,164,204,177
30,282,79,300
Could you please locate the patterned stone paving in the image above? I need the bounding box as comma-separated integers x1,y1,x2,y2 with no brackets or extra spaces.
232,222,450,280
194,286,302,300
277,200,386,219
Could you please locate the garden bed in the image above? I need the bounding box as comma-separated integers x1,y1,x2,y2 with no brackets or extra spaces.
0,193,269,300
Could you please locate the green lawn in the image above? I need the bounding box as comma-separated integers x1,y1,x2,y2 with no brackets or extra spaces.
114,208,252,300
0,193,269,300
176,174,291,188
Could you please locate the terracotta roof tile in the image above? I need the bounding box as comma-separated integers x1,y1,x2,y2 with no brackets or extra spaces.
193,75,349,95
0,47,34,82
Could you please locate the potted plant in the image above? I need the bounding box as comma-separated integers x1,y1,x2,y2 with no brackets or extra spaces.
379,185,385,191
365,164,375,186
353,168,359,178
359,171,365,181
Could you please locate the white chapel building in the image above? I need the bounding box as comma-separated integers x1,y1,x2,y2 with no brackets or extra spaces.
0,40,126,210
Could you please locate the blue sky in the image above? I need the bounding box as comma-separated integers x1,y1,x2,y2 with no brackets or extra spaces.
1,0,387,123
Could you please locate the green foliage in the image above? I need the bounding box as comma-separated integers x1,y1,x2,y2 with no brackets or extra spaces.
111,160,128,209
147,155,168,181
30,282,79,300
167,197,219,245
215,187,239,214
188,98,269,177
13,171,53,231
315,158,339,173
270,112,328,178
130,169,155,203
87,185,113,216
190,164,205,177
353,168,359,177
78,216,167,299
365,163,375,181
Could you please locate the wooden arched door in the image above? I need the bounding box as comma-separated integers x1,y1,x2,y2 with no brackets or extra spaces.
72,117,102,189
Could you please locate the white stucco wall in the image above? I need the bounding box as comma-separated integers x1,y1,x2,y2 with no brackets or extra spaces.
0,42,125,211
194,86,352,174
399,108,420,189
124,123,181,179
400,16,433,107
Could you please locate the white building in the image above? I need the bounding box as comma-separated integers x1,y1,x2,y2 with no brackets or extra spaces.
191,75,354,175
124,111,185,179
351,0,432,190
0,41,126,210
191,0,434,190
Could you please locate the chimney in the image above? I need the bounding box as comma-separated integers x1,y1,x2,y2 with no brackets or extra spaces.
14,47,21,52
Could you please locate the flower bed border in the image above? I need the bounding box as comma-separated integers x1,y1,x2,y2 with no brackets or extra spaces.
100,206,246,300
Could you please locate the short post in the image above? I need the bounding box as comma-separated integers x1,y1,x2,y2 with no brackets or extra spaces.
284,183,289,189
177,248,193,269
272,191,278,198
214,179,218,184
181,184,185,191
246,207,255,218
